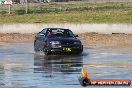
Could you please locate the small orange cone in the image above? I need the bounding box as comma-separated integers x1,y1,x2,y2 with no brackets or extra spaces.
84,72,88,78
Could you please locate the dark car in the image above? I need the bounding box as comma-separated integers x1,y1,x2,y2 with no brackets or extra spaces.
34,28,83,55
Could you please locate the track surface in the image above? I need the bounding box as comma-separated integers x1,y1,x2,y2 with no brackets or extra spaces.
0,43,132,88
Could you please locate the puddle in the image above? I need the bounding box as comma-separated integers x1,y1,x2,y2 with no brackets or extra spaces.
0,43,131,88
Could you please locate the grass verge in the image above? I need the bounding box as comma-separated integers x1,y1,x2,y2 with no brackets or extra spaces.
0,2,132,23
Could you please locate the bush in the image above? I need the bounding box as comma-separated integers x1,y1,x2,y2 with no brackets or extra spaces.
27,9,34,14
15,9,25,15
0,11,7,14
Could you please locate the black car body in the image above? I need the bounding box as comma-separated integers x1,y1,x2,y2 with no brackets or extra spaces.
34,28,83,55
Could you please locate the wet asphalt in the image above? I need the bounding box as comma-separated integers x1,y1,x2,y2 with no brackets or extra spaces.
0,43,132,88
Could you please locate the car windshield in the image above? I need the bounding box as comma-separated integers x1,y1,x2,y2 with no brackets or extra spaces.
46,29,74,37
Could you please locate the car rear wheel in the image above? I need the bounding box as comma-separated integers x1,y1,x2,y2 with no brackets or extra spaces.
34,42,39,52
34,47,39,52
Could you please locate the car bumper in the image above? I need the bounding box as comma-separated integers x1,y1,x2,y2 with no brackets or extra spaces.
48,45,83,53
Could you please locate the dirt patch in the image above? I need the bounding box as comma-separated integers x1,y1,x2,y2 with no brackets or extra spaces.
0,33,132,45
79,33,132,45
0,33,35,43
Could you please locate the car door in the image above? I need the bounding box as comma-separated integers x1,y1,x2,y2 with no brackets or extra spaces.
35,28,47,51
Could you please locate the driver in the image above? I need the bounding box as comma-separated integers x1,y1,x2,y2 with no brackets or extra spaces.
47,30,52,36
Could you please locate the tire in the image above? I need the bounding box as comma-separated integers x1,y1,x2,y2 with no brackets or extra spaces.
43,41,52,55
75,52,82,55
34,42,39,52
43,48,51,55
34,47,39,52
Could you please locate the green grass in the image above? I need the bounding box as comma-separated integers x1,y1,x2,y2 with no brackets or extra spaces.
0,2,132,23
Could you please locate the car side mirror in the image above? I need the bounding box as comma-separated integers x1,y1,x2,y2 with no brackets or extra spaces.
75,35,79,37
39,33,45,36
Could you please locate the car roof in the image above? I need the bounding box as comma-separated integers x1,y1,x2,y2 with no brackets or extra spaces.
46,28,69,30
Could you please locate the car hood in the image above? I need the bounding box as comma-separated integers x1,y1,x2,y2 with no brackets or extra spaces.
48,37,81,43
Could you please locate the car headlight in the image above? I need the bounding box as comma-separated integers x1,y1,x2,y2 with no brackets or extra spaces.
50,41,61,45
74,42,81,45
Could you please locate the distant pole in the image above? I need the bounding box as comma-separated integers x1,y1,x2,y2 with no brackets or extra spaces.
8,4,11,14
25,0,28,14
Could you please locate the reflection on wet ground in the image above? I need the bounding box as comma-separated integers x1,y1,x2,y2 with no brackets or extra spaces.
0,43,132,88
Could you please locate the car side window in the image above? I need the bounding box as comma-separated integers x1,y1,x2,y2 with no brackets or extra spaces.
68,30,74,37
41,29,47,34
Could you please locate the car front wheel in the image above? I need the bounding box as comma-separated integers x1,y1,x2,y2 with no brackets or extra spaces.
43,44,51,55
44,50,51,55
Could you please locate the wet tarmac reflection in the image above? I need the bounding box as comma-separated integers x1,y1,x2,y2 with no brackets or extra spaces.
34,54,83,75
